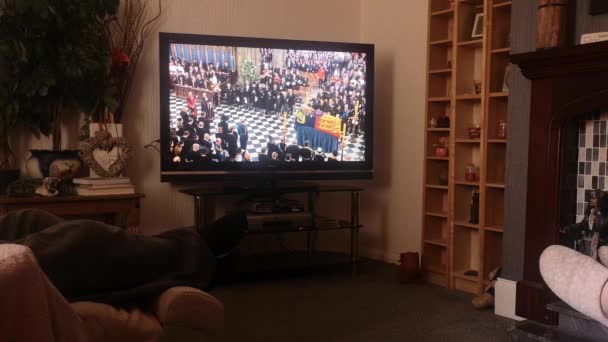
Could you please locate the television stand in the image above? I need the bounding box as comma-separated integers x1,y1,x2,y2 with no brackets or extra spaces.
221,181,318,193
179,184,363,272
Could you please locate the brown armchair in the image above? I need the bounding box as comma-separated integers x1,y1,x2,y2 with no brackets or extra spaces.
0,244,224,342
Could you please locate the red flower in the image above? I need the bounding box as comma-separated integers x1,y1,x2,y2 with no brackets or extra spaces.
112,49,130,67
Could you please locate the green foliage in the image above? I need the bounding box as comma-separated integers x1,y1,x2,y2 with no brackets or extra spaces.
0,0,119,150
239,59,258,84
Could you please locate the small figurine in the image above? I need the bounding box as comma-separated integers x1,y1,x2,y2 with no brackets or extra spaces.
470,190,480,224
34,177,61,197
468,124,481,139
437,114,450,128
474,80,482,95
465,163,477,182
498,120,507,139
429,117,438,128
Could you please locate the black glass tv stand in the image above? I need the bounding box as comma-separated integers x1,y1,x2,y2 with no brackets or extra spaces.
179,184,363,272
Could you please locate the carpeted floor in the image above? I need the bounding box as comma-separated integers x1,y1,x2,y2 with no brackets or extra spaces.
198,259,513,342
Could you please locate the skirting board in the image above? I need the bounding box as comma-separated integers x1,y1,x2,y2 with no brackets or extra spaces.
495,277,525,321
362,247,401,265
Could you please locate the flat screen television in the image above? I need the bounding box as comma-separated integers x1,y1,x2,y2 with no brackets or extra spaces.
159,33,374,182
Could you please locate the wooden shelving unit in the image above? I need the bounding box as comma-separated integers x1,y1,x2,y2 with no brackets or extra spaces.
421,0,509,294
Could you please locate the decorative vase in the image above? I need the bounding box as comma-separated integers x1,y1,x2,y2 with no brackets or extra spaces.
465,163,478,182
435,147,448,157
537,0,568,49
26,150,82,180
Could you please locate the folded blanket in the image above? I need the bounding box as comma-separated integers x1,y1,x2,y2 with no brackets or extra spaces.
0,244,88,342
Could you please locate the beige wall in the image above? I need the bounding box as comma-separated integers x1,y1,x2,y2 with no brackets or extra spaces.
14,0,428,263
356,0,428,261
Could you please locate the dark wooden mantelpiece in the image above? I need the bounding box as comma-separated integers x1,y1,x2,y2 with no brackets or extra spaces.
511,41,608,324
512,41,608,79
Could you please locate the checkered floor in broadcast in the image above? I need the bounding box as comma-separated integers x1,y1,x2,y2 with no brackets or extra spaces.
169,94,366,161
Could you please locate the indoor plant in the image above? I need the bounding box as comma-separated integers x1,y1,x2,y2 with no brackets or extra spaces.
0,0,119,178
79,0,162,178
86,0,163,127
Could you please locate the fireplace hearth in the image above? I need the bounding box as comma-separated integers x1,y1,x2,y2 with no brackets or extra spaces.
511,40,608,324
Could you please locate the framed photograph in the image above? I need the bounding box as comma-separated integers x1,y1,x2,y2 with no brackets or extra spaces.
471,13,484,38
590,0,608,15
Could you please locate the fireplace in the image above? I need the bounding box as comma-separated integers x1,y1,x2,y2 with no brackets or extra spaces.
511,41,608,324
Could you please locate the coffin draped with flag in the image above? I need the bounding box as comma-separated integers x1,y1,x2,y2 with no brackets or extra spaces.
294,109,340,154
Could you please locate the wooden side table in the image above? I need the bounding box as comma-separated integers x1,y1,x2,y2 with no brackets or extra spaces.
0,194,145,233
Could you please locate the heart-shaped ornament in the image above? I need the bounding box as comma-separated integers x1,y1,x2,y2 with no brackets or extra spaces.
79,134,132,178
92,147,121,172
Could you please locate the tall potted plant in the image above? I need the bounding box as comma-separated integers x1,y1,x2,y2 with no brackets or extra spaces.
0,0,119,178
84,0,162,131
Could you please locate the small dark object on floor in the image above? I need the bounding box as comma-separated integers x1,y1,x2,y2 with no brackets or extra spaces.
464,269,479,277
398,252,420,283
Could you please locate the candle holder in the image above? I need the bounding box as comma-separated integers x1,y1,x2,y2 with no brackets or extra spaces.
434,136,449,157
498,120,507,139
465,163,478,182
468,124,481,139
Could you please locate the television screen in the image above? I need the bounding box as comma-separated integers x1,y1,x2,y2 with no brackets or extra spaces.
159,33,374,181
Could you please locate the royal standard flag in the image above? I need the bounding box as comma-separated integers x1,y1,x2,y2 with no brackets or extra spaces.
314,114,342,139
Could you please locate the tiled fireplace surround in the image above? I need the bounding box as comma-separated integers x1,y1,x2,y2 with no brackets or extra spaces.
577,111,608,223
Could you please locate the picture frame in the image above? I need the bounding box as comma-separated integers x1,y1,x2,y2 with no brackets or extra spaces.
471,13,484,38
590,0,608,15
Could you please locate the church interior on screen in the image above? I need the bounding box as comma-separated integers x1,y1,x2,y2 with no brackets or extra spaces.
167,44,368,166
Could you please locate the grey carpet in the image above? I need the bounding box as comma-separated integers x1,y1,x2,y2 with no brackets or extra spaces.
204,259,513,342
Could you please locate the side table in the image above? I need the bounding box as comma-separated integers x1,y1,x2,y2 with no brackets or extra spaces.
0,194,145,233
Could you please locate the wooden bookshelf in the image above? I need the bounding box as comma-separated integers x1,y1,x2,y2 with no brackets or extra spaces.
421,0,509,294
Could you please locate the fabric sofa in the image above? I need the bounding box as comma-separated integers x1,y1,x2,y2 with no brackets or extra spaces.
0,243,224,342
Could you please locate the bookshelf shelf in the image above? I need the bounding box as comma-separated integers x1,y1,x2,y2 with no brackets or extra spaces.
429,68,453,75
457,39,483,48
491,47,510,54
431,8,455,17
430,39,453,46
427,128,451,132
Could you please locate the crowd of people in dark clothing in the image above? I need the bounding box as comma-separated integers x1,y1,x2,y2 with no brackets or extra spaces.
167,47,367,167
